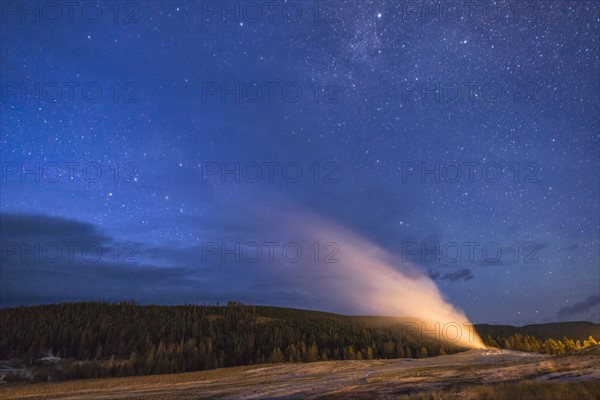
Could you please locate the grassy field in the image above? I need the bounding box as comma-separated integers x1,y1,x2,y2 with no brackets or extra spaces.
344,381,600,400
1,348,598,399
0,365,255,399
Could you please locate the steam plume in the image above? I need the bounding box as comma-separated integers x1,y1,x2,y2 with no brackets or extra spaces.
283,212,486,349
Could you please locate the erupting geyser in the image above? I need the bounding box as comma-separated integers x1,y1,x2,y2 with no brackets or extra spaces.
288,212,486,350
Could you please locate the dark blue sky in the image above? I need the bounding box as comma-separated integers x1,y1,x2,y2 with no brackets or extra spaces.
1,1,598,325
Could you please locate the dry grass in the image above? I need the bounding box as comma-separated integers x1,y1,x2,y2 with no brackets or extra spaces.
0,350,597,399
398,381,600,400
0,365,254,399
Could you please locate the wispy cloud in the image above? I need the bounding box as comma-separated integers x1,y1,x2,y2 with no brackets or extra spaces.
557,294,600,319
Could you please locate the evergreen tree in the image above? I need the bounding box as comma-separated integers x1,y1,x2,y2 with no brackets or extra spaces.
307,344,319,362
346,345,355,360
269,347,284,363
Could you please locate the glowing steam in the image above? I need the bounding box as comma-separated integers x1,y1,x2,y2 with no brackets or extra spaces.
287,212,486,349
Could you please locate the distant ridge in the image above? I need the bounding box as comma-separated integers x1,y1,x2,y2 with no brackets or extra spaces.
0,302,598,381
475,321,600,342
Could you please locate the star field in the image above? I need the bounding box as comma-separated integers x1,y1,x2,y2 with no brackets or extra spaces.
0,1,598,324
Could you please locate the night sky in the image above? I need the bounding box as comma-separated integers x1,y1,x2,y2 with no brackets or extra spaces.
1,1,598,325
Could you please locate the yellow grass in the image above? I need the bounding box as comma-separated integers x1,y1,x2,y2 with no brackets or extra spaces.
0,365,254,399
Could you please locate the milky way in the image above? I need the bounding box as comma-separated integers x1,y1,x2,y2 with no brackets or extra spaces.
0,1,598,324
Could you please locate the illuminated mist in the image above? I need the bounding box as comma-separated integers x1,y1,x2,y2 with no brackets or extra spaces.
286,212,486,349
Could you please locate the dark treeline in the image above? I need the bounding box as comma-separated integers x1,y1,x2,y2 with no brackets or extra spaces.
476,322,600,343
1,302,597,382
0,302,463,380
477,322,600,354
481,332,598,354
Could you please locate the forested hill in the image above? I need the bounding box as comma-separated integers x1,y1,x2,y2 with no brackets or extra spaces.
0,302,467,364
0,302,598,382
476,321,600,342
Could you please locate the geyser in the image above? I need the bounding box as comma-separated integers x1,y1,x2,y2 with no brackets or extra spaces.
287,212,486,349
